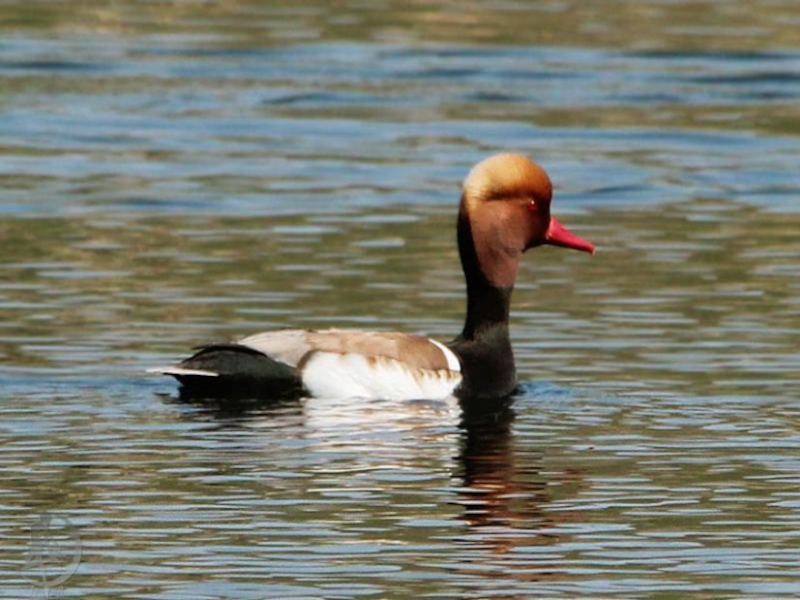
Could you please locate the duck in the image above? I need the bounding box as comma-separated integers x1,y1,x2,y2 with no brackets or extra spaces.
149,153,594,401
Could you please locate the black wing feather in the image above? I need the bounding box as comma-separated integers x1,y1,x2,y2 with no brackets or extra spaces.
175,344,302,400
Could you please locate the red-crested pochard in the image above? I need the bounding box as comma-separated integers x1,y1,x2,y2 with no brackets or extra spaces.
150,153,594,400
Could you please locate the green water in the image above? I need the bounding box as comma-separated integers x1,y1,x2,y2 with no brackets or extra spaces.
1,1,799,598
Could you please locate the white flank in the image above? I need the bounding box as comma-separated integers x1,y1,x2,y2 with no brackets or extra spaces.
300,352,462,401
429,339,461,372
146,367,219,377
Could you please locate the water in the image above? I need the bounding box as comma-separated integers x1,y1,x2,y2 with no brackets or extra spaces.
1,1,799,598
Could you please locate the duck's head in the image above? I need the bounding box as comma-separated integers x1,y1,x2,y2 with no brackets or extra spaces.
460,153,595,288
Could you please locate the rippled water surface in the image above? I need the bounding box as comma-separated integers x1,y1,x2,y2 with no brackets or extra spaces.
1,1,799,598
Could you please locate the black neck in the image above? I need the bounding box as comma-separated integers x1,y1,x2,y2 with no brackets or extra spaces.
449,209,517,399
456,208,513,340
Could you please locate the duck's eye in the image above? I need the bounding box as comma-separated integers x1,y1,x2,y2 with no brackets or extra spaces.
528,199,537,211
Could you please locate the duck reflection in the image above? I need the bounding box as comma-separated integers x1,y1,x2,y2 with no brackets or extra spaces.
453,397,573,587
162,389,462,458
456,399,547,527
160,390,302,423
